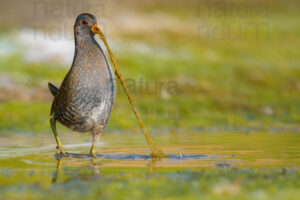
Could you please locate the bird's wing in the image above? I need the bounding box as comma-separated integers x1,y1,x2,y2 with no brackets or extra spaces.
48,82,58,96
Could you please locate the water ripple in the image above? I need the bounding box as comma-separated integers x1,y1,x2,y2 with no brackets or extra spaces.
55,153,225,160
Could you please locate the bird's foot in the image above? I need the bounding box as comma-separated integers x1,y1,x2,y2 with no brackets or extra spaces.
56,147,65,155
90,150,97,157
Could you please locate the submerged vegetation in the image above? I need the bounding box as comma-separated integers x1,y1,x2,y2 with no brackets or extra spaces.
0,132,299,199
0,0,299,199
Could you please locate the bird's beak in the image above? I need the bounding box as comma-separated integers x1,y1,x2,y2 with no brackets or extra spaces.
91,24,101,34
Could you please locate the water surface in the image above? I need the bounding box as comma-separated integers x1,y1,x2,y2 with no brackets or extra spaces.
0,131,299,199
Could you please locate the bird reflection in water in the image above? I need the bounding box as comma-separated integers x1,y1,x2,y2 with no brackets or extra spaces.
51,154,160,184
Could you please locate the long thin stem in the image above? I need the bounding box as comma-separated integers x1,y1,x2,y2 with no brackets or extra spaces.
96,30,168,158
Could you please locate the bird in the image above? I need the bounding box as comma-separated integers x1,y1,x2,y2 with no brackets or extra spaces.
48,13,115,157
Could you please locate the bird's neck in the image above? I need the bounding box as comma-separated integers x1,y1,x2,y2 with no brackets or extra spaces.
74,34,96,50
72,33,108,72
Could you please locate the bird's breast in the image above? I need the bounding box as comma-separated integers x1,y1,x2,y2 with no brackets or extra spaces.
53,42,115,132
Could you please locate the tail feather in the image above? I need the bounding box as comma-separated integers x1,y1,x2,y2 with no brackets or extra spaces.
48,82,58,96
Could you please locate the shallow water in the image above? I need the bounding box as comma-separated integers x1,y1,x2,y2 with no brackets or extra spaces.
0,131,299,199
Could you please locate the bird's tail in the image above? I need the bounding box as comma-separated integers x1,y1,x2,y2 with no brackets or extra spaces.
48,82,58,96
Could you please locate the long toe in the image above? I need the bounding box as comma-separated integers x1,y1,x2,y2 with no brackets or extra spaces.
90,151,97,157
57,148,65,155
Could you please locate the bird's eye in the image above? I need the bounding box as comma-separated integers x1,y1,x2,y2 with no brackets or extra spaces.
82,20,88,25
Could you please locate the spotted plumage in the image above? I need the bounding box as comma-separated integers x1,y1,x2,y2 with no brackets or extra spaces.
48,13,115,156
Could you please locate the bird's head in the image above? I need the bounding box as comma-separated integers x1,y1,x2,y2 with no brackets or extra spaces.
74,13,102,39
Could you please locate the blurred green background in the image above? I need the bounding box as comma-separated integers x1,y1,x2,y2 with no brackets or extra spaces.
0,0,300,135
0,0,299,199
0,0,299,135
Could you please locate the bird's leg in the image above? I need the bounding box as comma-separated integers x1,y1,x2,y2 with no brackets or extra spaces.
90,129,101,157
50,116,65,155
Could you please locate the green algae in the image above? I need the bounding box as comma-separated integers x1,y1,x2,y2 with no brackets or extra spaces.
0,0,299,199
0,132,299,199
